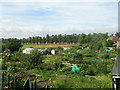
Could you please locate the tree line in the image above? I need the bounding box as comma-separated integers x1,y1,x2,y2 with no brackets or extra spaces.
1,32,120,45
1,32,120,53
21,34,79,44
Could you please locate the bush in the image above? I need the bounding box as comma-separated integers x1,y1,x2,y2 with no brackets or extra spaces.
11,51,21,61
80,50,96,57
19,49,44,70
1,59,7,70
79,60,113,76
101,54,110,59
7,66,21,73
2,49,11,61
61,66,71,72
57,47,63,51
42,55,63,70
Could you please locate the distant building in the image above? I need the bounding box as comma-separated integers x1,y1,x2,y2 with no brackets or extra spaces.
103,47,115,50
23,48,34,54
51,49,58,55
107,36,120,48
81,46,90,50
113,40,120,48
107,36,119,43
38,49,46,52
63,47,71,50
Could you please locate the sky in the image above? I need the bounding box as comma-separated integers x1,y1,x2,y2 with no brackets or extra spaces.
0,0,119,38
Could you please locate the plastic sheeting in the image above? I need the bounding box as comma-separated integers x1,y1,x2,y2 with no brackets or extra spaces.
72,65,80,73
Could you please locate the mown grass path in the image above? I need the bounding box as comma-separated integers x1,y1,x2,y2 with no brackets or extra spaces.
22,44,80,49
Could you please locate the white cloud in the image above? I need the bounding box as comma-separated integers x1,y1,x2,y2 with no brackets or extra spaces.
0,1,118,38
0,0,119,2
1,19,117,38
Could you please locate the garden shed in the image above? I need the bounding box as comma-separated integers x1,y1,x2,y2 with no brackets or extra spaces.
23,48,34,54
51,49,58,55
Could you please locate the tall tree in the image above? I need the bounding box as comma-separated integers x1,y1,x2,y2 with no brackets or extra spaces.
115,32,120,37
4,38,23,52
78,34,88,44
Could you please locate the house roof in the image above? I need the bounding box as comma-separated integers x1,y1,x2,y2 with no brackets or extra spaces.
103,47,114,49
113,43,120,45
107,36,119,41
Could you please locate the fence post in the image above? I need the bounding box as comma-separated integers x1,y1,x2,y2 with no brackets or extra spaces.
2,71,4,84
23,78,30,90
33,80,36,90
14,75,16,90
0,70,2,90
7,73,10,88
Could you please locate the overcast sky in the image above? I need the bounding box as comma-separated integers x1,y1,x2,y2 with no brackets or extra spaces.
0,0,119,38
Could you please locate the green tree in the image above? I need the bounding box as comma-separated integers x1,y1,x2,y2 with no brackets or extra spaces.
107,40,114,47
102,39,114,47
115,32,120,37
4,38,23,52
102,39,108,47
20,49,44,70
78,34,88,44
42,55,63,70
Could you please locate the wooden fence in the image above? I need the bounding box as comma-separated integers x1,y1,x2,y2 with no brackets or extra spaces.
1,71,37,90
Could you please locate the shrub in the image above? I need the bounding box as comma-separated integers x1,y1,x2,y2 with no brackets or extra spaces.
2,49,11,61
11,51,21,61
7,66,21,73
61,66,71,72
1,59,7,70
101,54,110,59
57,47,63,51
42,55,63,70
19,49,44,70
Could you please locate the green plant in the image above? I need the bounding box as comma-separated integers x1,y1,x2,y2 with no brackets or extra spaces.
19,49,44,70
101,54,110,59
42,55,63,70
1,59,7,70
7,66,21,73
61,66,71,72
11,51,21,61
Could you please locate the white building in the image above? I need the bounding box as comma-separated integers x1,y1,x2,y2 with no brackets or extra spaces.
51,49,56,55
63,47,71,50
38,49,46,52
23,48,34,54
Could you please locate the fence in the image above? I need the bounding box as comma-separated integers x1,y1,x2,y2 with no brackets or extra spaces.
1,71,36,90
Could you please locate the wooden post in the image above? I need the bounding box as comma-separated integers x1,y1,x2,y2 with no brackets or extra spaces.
31,82,33,90
44,85,48,88
14,75,16,90
2,72,4,84
33,80,36,90
7,73,10,88
23,78,30,90
0,71,2,90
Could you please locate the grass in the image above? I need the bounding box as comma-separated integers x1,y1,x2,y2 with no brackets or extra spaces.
22,44,80,49
27,69,112,88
